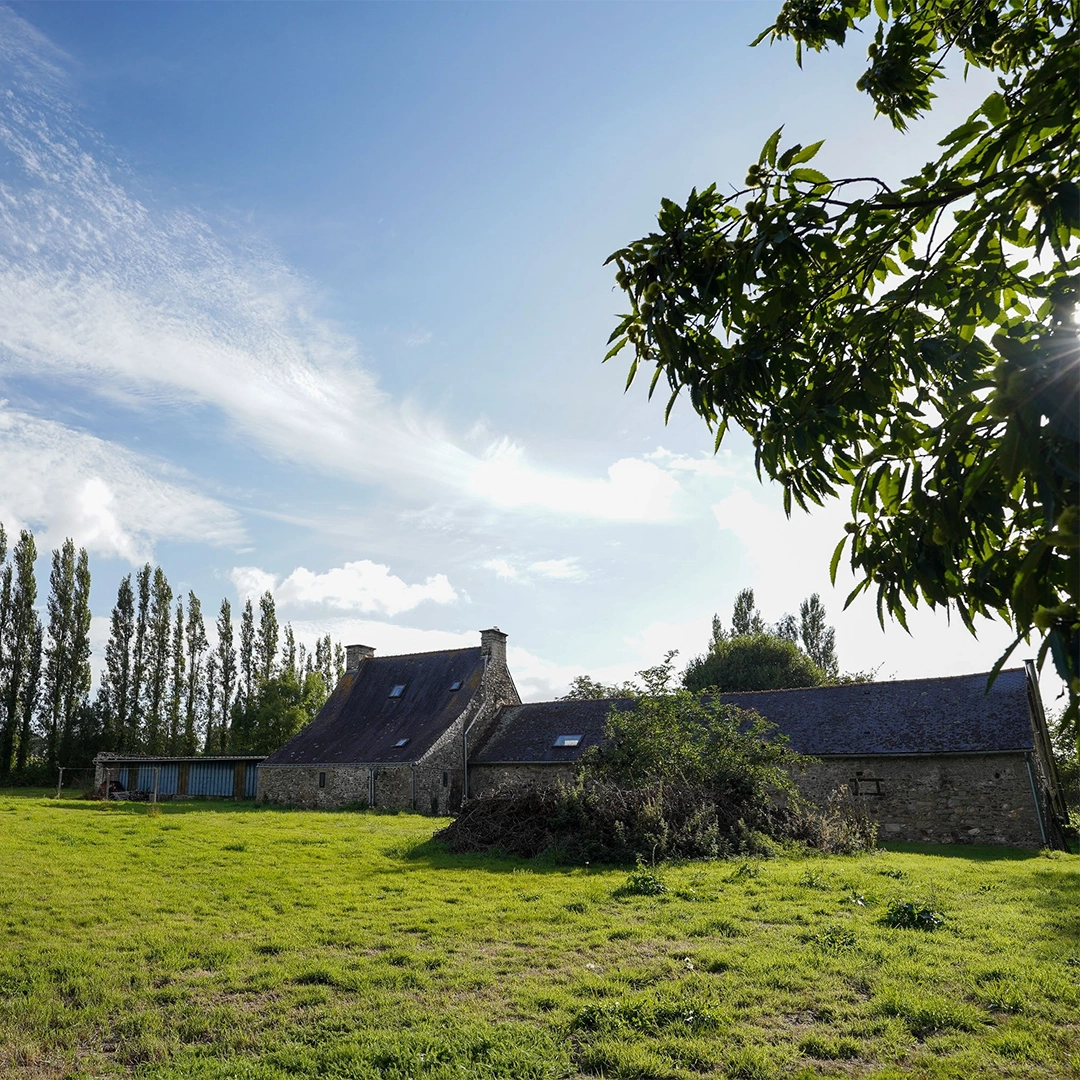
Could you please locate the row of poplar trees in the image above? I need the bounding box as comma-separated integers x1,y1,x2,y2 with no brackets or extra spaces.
0,522,344,781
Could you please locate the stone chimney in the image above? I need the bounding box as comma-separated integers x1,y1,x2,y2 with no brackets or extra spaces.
480,627,507,667
345,644,376,672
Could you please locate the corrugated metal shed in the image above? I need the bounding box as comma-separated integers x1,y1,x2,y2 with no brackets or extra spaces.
471,669,1035,762
97,755,265,798
262,647,486,766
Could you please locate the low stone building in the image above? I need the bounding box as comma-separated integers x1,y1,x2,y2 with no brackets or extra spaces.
257,628,519,813
256,626,1067,847
468,664,1068,849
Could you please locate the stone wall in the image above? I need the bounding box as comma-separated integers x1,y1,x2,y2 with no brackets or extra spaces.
468,762,576,799
258,764,371,809
796,752,1044,848
468,752,1045,849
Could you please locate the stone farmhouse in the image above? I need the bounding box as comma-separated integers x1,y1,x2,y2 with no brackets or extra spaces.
258,630,1068,849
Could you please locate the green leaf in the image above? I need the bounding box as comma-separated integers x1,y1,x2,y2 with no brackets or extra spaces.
789,168,830,185
829,536,848,584
981,92,1007,125
759,127,783,168
873,0,889,20
789,139,825,165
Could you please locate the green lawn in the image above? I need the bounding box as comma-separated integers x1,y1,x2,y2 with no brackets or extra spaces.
0,792,1076,1080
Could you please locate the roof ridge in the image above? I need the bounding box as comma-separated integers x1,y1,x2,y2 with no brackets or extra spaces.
714,667,1027,696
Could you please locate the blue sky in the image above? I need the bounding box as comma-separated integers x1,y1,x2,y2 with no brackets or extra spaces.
0,2,1059,703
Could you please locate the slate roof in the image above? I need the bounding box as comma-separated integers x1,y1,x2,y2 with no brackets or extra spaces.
470,668,1034,762
471,698,637,764
261,647,485,766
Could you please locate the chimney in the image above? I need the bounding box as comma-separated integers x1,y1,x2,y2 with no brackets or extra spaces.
480,627,507,667
345,644,376,672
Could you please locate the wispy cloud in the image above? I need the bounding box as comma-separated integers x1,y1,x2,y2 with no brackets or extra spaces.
0,402,244,562
483,554,588,584
230,559,458,616
0,7,684,526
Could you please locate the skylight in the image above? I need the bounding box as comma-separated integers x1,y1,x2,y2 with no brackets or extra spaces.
394,738,409,748
449,680,463,691
553,734,583,748
389,685,406,698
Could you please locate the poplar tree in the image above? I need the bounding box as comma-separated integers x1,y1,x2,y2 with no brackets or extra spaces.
238,599,255,709
15,620,43,773
282,623,297,679
800,593,839,679
100,575,135,752
184,591,207,755
167,596,185,754
731,588,765,637
203,653,219,753
130,564,152,749
0,526,10,771
0,531,41,777
145,567,173,755
256,591,279,685
215,598,236,751
42,540,93,770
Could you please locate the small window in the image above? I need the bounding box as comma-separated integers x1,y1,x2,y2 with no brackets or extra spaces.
553,735,583,748
449,680,463,691
442,771,449,788
850,777,884,796
389,685,406,698
318,772,326,789
394,738,409,748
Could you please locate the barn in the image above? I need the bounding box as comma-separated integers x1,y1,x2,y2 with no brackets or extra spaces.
467,663,1068,849
256,628,519,813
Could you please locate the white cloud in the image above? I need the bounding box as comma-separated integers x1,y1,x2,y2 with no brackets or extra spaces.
484,558,520,581
0,11,684,526
231,559,458,616
228,566,278,605
529,557,587,582
0,402,243,562
483,554,588,584
404,328,433,348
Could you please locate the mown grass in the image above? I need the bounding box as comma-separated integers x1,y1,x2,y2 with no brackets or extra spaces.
0,791,1076,1079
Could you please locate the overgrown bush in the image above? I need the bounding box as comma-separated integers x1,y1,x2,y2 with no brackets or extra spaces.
439,658,878,862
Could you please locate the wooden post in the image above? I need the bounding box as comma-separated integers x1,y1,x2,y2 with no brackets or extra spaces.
56,767,64,799
152,767,159,804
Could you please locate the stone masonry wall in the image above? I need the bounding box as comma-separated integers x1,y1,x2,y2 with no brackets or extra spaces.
468,763,576,799
258,765,371,809
468,753,1044,849
797,752,1044,848
420,641,521,813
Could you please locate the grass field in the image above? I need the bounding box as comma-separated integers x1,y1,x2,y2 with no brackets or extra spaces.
0,792,1076,1080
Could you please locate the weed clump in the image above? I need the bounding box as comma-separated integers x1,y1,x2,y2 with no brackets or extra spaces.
882,899,946,932
616,862,667,897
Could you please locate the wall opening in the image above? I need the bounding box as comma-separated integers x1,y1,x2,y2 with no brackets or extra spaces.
318,772,326,789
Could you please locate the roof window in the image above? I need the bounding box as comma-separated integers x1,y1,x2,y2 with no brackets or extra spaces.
394,738,409,748
449,680,463,691
553,734,583,748
389,685,406,698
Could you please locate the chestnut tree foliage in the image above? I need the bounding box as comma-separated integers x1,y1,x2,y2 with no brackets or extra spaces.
606,0,1079,729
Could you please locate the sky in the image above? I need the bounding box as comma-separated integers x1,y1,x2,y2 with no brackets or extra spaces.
0,2,1063,707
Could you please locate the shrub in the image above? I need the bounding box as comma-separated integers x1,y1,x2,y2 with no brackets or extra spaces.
684,632,826,693
617,862,667,897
